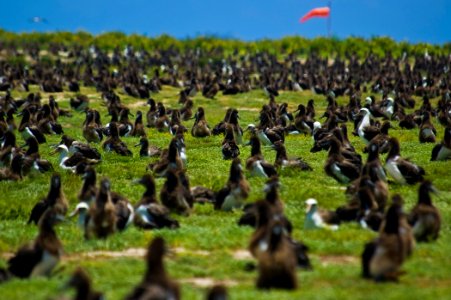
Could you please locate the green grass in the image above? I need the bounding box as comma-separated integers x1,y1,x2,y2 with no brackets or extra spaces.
0,85,450,299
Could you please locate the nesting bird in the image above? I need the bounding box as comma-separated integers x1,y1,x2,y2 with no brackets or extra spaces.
134,174,180,229
245,136,277,178
215,158,250,211
385,137,425,185
304,198,340,230
135,136,161,157
272,141,312,172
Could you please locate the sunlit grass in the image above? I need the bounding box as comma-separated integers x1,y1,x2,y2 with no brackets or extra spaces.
0,85,450,299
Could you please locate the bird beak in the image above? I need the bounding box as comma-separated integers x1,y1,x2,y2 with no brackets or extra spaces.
243,141,251,146
134,142,142,147
132,179,142,185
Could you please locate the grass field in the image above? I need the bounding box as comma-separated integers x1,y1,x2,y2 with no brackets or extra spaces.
0,85,450,299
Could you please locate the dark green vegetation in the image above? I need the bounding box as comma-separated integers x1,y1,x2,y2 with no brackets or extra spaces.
0,33,450,299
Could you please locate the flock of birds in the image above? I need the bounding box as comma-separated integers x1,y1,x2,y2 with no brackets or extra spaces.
0,42,450,299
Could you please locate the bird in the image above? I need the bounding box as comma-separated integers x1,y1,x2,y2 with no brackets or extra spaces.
249,201,298,290
83,110,103,143
84,178,117,239
102,122,132,156
362,198,415,282
2,208,64,280
363,121,392,154
135,136,161,158
215,158,250,211
431,126,451,161
150,138,183,177
357,108,380,144
408,181,441,242
221,124,240,160
28,174,68,225
206,285,228,300
160,169,192,215
191,107,211,137
419,112,436,143
58,135,102,160
324,137,360,184
272,141,312,171
133,174,180,229
62,267,104,300
246,124,284,146
68,168,97,228
385,137,425,185
238,176,292,232
51,144,99,172
130,110,146,137
125,237,180,300
245,136,277,178
304,198,340,230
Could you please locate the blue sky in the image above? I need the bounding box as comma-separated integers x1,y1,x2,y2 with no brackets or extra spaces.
1,0,450,44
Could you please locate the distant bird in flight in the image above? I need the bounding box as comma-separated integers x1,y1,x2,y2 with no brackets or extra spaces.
29,17,48,24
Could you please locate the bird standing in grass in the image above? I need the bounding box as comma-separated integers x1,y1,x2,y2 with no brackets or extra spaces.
408,181,441,242
84,178,117,239
215,158,250,211
125,237,180,300
1,208,64,281
28,174,68,225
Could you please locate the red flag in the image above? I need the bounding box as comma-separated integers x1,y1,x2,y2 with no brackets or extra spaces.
300,7,330,23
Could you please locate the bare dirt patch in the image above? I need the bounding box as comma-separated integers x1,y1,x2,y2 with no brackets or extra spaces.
128,100,147,109
231,249,252,260
317,255,358,266
180,277,238,287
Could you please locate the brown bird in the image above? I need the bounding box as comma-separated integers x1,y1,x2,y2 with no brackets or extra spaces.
431,126,451,161
28,174,68,225
135,136,161,158
84,178,117,239
362,197,415,281
385,137,425,185
222,124,240,160
160,169,192,215
3,208,64,280
102,122,132,156
249,201,298,290
215,158,250,211
408,181,441,242
130,110,146,137
63,267,104,300
419,112,436,143
191,107,211,137
134,174,180,229
273,141,312,171
125,237,180,300
245,136,277,178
